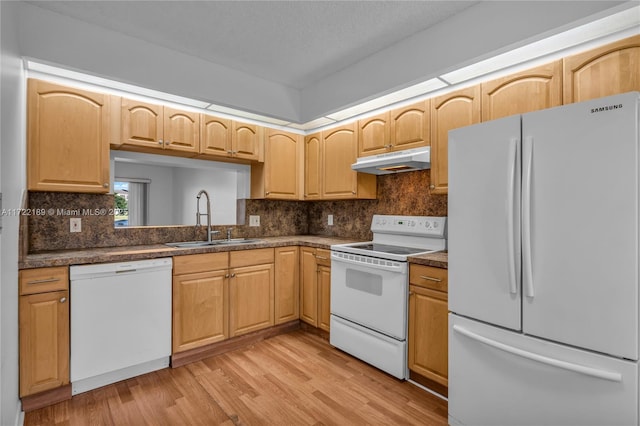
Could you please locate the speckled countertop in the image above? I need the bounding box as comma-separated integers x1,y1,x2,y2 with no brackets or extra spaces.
408,251,448,269
21,236,449,269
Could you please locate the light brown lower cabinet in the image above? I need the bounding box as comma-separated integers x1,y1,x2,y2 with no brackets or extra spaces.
19,267,70,397
229,263,275,337
274,246,300,324
300,247,331,331
408,264,448,393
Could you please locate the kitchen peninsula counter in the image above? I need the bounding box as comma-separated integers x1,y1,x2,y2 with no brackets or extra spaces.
20,235,360,269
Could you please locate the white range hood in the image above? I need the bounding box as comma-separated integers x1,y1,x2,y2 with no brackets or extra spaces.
351,147,431,175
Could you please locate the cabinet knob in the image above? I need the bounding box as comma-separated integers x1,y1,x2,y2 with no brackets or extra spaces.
352,190,356,194
225,274,230,278
429,184,435,190
103,183,109,188
60,297,67,303
158,140,163,145
231,273,236,278
266,191,270,195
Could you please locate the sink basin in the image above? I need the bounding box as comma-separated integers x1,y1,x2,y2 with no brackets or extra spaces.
215,238,261,245
166,239,261,248
165,241,221,248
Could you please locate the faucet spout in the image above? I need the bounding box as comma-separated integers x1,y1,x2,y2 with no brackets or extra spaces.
196,190,213,242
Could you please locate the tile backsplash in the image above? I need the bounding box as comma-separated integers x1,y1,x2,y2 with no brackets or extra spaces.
27,170,446,252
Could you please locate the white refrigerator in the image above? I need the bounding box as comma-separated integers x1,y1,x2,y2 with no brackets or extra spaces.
448,92,639,426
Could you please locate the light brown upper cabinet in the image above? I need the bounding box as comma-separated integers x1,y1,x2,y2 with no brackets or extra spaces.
430,85,481,195
322,123,377,199
563,34,640,104
199,115,262,161
357,100,430,157
251,128,302,200
482,61,563,121
120,98,199,155
232,122,263,161
27,79,111,193
303,132,322,200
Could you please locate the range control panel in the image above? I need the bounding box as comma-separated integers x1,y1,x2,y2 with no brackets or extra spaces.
371,215,447,238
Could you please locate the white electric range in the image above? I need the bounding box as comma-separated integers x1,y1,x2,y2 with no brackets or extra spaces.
329,214,447,379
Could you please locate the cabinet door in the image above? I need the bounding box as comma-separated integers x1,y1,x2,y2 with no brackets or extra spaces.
430,85,481,194
390,100,430,150
263,129,301,200
19,290,69,397
274,246,299,325
408,285,448,388
317,265,331,332
232,122,262,161
172,270,228,353
27,79,110,193
304,132,322,200
200,114,232,157
358,112,390,157
121,98,164,149
299,247,318,326
322,123,358,198
482,61,562,121
163,107,199,153
563,34,640,104
229,263,274,337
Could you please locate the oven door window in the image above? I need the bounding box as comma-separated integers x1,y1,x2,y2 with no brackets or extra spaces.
346,269,383,296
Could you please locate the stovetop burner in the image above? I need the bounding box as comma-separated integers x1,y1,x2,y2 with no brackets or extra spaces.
347,242,434,256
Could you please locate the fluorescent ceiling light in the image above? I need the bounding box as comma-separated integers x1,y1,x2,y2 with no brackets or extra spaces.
286,117,338,131
441,5,639,85
204,104,291,126
325,78,447,121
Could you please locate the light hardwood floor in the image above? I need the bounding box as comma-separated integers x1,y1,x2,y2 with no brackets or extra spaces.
25,331,448,425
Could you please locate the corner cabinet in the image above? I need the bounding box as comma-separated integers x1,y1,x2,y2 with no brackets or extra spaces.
430,85,481,195
408,264,448,396
305,124,377,200
563,34,640,104
19,267,70,398
27,79,110,193
274,246,300,324
251,129,302,200
300,247,331,332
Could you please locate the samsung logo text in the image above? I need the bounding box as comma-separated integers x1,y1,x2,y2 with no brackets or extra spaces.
591,104,623,113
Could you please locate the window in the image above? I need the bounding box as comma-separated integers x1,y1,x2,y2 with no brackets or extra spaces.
114,179,150,226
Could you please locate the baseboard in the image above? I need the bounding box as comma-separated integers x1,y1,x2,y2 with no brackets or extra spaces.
21,384,72,413
409,370,448,398
171,320,301,368
299,321,330,341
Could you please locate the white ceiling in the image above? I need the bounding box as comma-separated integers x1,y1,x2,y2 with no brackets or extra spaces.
26,0,478,90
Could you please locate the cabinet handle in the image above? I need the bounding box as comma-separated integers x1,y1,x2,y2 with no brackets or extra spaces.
227,150,233,155
266,191,270,195
420,275,442,282
352,190,356,194
26,277,60,285
409,291,414,296
429,184,435,190
59,297,67,303
158,139,163,145
231,273,236,278
225,274,230,278
103,183,109,188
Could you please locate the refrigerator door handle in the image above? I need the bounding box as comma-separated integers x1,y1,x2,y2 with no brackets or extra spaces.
506,138,518,295
453,325,623,382
522,137,535,298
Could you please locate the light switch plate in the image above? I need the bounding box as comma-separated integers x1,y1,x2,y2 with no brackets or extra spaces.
70,217,82,233
328,214,334,226
249,215,260,227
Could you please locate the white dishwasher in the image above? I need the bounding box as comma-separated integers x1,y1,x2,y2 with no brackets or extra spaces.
70,257,172,395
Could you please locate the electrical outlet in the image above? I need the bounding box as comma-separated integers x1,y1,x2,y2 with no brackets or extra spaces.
70,217,82,233
328,214,334,226
249,215,260,227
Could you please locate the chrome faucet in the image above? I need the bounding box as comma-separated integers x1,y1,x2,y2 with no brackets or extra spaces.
226,227,233,241
195,190,218,242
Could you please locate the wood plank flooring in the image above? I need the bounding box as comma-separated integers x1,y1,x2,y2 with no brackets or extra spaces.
25,331,448,425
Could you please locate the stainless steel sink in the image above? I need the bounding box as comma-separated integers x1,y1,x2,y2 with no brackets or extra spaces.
165,241,221,248
215,238,261,245
166,238,261,248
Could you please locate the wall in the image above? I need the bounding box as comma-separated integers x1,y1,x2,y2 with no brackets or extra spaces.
172,167,237,225
0,1,25,424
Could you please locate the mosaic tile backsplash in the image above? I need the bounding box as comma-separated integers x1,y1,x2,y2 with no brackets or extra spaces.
27,170,447,252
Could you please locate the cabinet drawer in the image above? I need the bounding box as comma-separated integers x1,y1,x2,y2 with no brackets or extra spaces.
174,252,229,275
230,248,274,268
19,267,68,295
410,264,447,292
315,248,331,267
